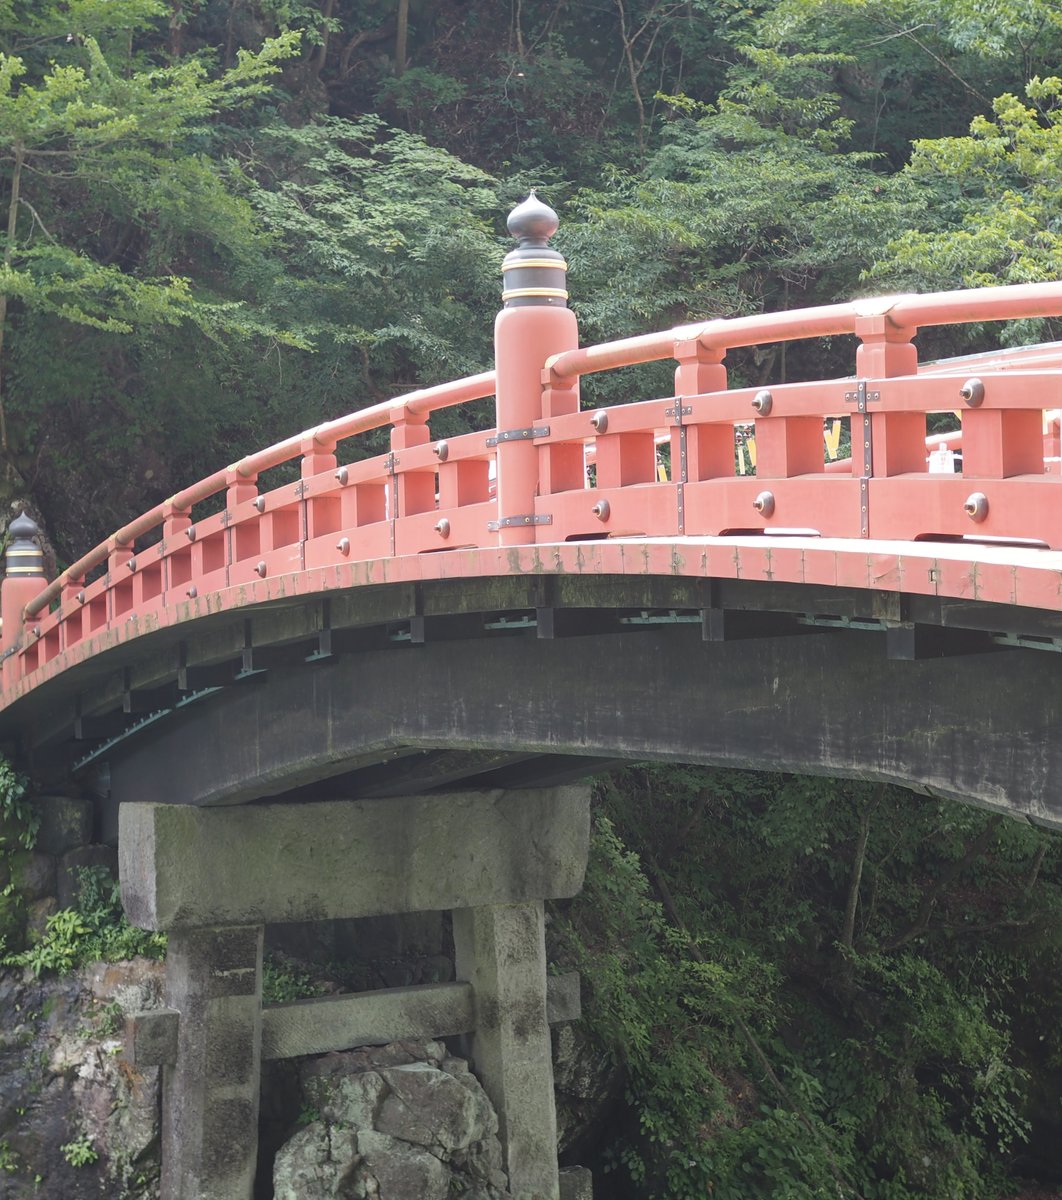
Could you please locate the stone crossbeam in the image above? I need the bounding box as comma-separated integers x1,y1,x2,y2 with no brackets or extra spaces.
126,972,582,1067
119,787,590,931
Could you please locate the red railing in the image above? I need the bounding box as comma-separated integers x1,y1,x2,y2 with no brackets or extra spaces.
6,280,1062,692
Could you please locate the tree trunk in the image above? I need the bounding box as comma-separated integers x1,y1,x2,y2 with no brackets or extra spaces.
395,0,409,76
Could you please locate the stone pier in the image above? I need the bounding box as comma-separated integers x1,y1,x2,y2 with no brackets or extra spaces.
119,786,591,1200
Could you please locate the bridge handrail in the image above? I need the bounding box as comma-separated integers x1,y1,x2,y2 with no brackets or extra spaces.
24,370,498,618
10,268,1062,689
24,281,1062,619
546,281,1062,379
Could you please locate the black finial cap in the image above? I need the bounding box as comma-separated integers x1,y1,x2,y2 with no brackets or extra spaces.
8,512,38,542
507,191,559,248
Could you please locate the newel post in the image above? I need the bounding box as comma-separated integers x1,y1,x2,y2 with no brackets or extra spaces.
493,193,579,544
1,512,46,662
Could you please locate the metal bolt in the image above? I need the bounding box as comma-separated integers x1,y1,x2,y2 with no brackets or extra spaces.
253,496,265,512
187,586,198,599
434,518,451,538
433,441,449,462
752,389,773,416
31,626,40,639
753,490,775,517
127,558,137,572
590,411,609,433
76,591,85,605
255,561,267,577
592,499,610,521
964,491,989,522
186,527,197,542
336,537,350,554
960,378,985,407
335,466,349,484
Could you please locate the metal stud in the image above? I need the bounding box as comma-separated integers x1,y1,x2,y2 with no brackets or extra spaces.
127,558,137,572
335,466,349,484
186,586,198,599
186,527,197,542
76,591,85,605
964,492,989,522
590,411,608,433
961,378,985,407
592,499,610,521
753,490,775,517
255,561,267,577
336,538,350,554
31,626,40,639
433,441,449,462
253,496,265,512
434,518,451,538
752,389,773,416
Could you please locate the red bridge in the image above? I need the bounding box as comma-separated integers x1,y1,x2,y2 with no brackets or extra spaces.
4,195,1062,1200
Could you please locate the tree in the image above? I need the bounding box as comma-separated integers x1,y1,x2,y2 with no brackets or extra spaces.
0,0,300,535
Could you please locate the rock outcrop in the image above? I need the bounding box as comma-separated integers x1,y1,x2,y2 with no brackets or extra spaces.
273,1039,512,1200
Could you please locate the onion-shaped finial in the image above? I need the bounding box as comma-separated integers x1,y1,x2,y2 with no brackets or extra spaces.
506,191,559,248
7,512,39,542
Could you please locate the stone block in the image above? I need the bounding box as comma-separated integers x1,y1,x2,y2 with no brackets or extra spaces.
559,1166,593,1199
26,895,57,940
33,796,91,856
14,852,56,901
120,787,591,931
125,1008,179,1068
546,972,581,1025
262,982,474,1062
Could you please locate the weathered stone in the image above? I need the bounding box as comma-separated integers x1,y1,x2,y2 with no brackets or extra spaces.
272,1121,359,1200
119,788,590,931
377,1061,496,1154
160,924,263,1200
33,796,91,856
26,895,58,939
279,1043,514,1200
304,1067,386,1128
14,851,56,901
356,1129,450,1200
559,1166,593,1199
261,981,474,1061
0,960,163,1199
454,901,560,1200
551,1023,623,1154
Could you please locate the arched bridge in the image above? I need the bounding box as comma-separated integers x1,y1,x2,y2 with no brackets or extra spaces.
5,194,1062,1199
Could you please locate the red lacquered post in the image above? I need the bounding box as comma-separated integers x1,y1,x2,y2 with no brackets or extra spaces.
494,194,579,544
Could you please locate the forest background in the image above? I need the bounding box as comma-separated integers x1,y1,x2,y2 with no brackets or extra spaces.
1,0,1062,1196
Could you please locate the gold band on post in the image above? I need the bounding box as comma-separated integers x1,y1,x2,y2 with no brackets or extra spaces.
501,287,569,302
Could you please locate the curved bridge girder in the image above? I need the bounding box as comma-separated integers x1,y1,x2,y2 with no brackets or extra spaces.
96,588,1061,831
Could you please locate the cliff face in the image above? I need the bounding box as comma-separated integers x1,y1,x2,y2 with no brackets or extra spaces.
0,963,604,1199
0,960,163,1199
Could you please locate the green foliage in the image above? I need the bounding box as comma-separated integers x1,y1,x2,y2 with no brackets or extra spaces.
59,1133,98,1167
262,955,326,1004
556,768,1060,1198
3,864,165,976
0,758,33,850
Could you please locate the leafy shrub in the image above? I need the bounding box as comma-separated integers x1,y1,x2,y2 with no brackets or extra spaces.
3,865,165,976
554,767,1059,1199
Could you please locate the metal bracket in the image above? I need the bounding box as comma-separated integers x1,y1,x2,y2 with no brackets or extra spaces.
666,396,690,533
487,514,553,531
486,425,550,447
845,380,878,538
385,452,397,556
